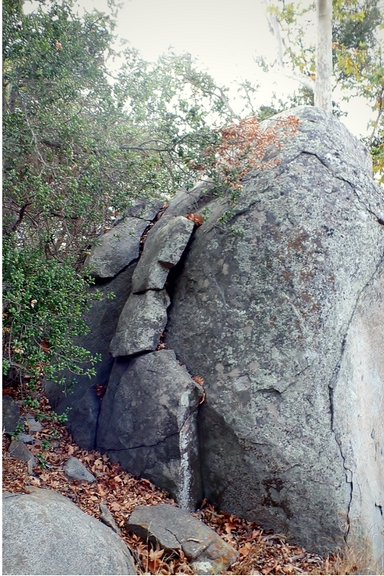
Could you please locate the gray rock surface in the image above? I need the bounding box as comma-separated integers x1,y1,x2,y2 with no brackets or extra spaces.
97,350,203,508
85,217,149,279
163,181,216,219
165,106,384,553
17,433,35,444
333,263,384,568
99,502,120,534
63,456,96,483
42,106,384,558
3,488,136,575
24,415,42,433
109,290,170,357
2,396,21,435
120,196,165,221
85,195,164,280
8,440,35,465
126,503,237,575
45,263,136,449
132,215,194,293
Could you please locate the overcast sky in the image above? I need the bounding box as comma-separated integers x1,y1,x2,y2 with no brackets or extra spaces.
99,0,373,136
25,0,373,135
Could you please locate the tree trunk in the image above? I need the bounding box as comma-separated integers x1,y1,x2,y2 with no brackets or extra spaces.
315,0,333,111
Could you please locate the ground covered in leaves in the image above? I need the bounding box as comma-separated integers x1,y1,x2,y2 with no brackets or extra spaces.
2,388,360,575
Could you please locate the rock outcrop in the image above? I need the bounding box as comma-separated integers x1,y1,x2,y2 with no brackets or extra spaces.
45,107,384,562
2,487,137,575
166,106,384,556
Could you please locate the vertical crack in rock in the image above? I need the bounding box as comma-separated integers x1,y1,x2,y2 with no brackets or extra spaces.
301,150,383,222
177,391,200,511
328,255,384,540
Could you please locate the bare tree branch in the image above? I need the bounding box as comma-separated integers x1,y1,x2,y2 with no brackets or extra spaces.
266,12,315,92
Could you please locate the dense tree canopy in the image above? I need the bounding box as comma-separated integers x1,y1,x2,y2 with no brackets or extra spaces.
2,0,231,387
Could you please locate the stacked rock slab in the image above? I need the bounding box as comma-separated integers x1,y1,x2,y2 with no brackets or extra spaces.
44,198,164,448
165,106,384,558
109,215,194,357
46,196,203,509
97,212,202,509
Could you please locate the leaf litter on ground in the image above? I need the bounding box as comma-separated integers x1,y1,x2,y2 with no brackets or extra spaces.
2,387,359,575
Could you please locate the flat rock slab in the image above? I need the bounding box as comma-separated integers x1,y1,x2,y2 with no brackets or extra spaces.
3,487,137,575
126,503,237,575
64,456,96,483
8,440,35,465
164,181,216,219
86,217,149,279
132,215,194,293
123,197,164,221
109,290,170,357
24,415,42,433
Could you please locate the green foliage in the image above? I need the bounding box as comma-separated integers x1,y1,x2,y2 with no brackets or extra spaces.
23,396,40,409
11,421,24,440
2,0,237,388
264,0,384,180
3,234,102,386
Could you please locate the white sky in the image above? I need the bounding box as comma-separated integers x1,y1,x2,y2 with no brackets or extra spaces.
24,0,374,136
96,0,373,136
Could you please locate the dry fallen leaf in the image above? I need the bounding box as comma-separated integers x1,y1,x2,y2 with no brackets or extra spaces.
186,213,203,226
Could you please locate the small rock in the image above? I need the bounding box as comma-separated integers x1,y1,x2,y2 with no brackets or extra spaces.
2,395,21,435
8,440,36,466
17,433,35,444
126,503,238,575
63,456,96,482
24,415,42,433
100,503,120,534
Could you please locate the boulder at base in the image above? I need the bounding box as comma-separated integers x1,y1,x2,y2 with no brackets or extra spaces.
166,106,384,555
2,488,137,575
97,350,203,510
126,503,237,575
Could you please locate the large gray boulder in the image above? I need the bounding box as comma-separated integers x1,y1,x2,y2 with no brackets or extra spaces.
165,107,384,554
2,487,137,575
97,349,203,509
